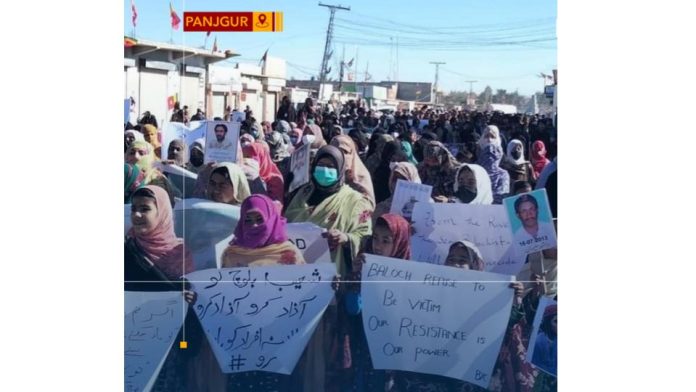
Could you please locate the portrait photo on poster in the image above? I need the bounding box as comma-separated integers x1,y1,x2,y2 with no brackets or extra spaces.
289,143,310,193
526,296,557,377
503,188,557,256
205,121,240,164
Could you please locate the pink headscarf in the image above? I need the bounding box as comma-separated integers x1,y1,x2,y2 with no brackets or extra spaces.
128,185,193,279
530,140,551,177
232,194,288,249
242,143,285,202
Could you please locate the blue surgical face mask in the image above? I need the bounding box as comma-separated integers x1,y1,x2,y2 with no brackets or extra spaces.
313,166,339,187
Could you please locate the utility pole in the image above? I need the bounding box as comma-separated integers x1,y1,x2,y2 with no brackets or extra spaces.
429,61,445,105
338,44,345,93
465,80,477,107
318,3,350,100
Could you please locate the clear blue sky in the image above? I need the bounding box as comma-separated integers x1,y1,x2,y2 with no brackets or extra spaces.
125,0,556,95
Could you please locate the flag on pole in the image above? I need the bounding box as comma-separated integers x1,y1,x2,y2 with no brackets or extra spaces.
131,0,137,27
212,36,218,52
346,58,354,67
170,2,181,30
258,49,269,66
124,36,138,47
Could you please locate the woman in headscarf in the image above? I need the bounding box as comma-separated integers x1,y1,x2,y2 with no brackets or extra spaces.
478,124,502,150
284,145,372,276
399,129,419,165
124,163,145,204
330,135,376,208
530,140,551,179
142,124,162,159
418,140,461,201
125,129,144,152
370,141,408,205
222,194,305,268
288,127,303,150
218,194,306,391
243,143,285,204
125,185,194,282
348,128,369,161
205,162,251,206
448,163,493,204
372,162,421,225
412,131,438,162
299,123,327,150
165,139,188,168
337,214,412,392
125,185,198,391
365,133,394,174
186,138,205,174
505,139,536,185
241,157,267,196
125,140,181,204
393,241,530,392
477,144,510,204
266,129,291,163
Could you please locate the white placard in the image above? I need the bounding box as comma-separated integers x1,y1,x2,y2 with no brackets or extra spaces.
503,189,557,257
288,143,311,193
410,203,525,275
232,111,245,124
361,255,514,388
163,121,207,162
186,264,336,374
286,223,330,264
205,121,240,164
389,180,432,220
525,296,557,377
124,291,187,392
156,163,198,199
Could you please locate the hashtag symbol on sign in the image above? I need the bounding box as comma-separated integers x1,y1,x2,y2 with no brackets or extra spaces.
229,354,247,371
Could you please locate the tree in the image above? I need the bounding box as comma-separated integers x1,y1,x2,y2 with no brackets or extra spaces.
477,86,493,105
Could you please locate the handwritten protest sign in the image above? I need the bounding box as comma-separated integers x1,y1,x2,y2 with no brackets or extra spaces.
205,121,240,164
124,291,187,392
186,264,335,374
389,180,432,220
503,189,557,257
288,143,311,193
286,223,331,264
410,203,525,275
526,296,557,377
361,255,514,388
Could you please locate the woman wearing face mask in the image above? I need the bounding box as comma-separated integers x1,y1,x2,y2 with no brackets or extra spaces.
250,122,271,153
125,140,180,204
505,139,536,185
477,144,510,204
288,127,303,150
242,143,285,204
337,213,412,392
448,163,493,204
165,139,188,168
186,138,205,174
478,124,503,151
205,162,251,206
299,123,327,150
372,162,421,225
142,124,162,159
530,140,551,179
330,135,376,209
284,145,372,277
418,140,461,202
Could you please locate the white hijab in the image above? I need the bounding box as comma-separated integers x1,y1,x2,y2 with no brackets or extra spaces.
478,125,502,149
453,163,493,205
507,139,527,165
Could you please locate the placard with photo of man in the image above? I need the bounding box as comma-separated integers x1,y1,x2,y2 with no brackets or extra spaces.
204,121,240,164
504,188,557,256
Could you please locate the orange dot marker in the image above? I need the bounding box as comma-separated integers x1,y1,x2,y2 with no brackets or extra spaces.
179,341,188,349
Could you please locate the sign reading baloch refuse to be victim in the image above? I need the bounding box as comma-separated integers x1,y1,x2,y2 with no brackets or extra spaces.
360,255,515,389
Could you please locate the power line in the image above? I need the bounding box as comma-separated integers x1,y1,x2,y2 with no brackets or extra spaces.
318,3,350,98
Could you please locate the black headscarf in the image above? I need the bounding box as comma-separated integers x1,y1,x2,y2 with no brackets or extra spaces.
308,145,346,205
373,141,408,204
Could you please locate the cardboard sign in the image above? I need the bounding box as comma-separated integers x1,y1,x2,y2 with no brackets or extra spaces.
526,296,557,377
389,180,432,221
286,223,331,264
124,291,187,392
410,203,525,276
205,121,241,164
186,264,336,374
503,189,557,257
288,143,311,193
361,255,514,388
